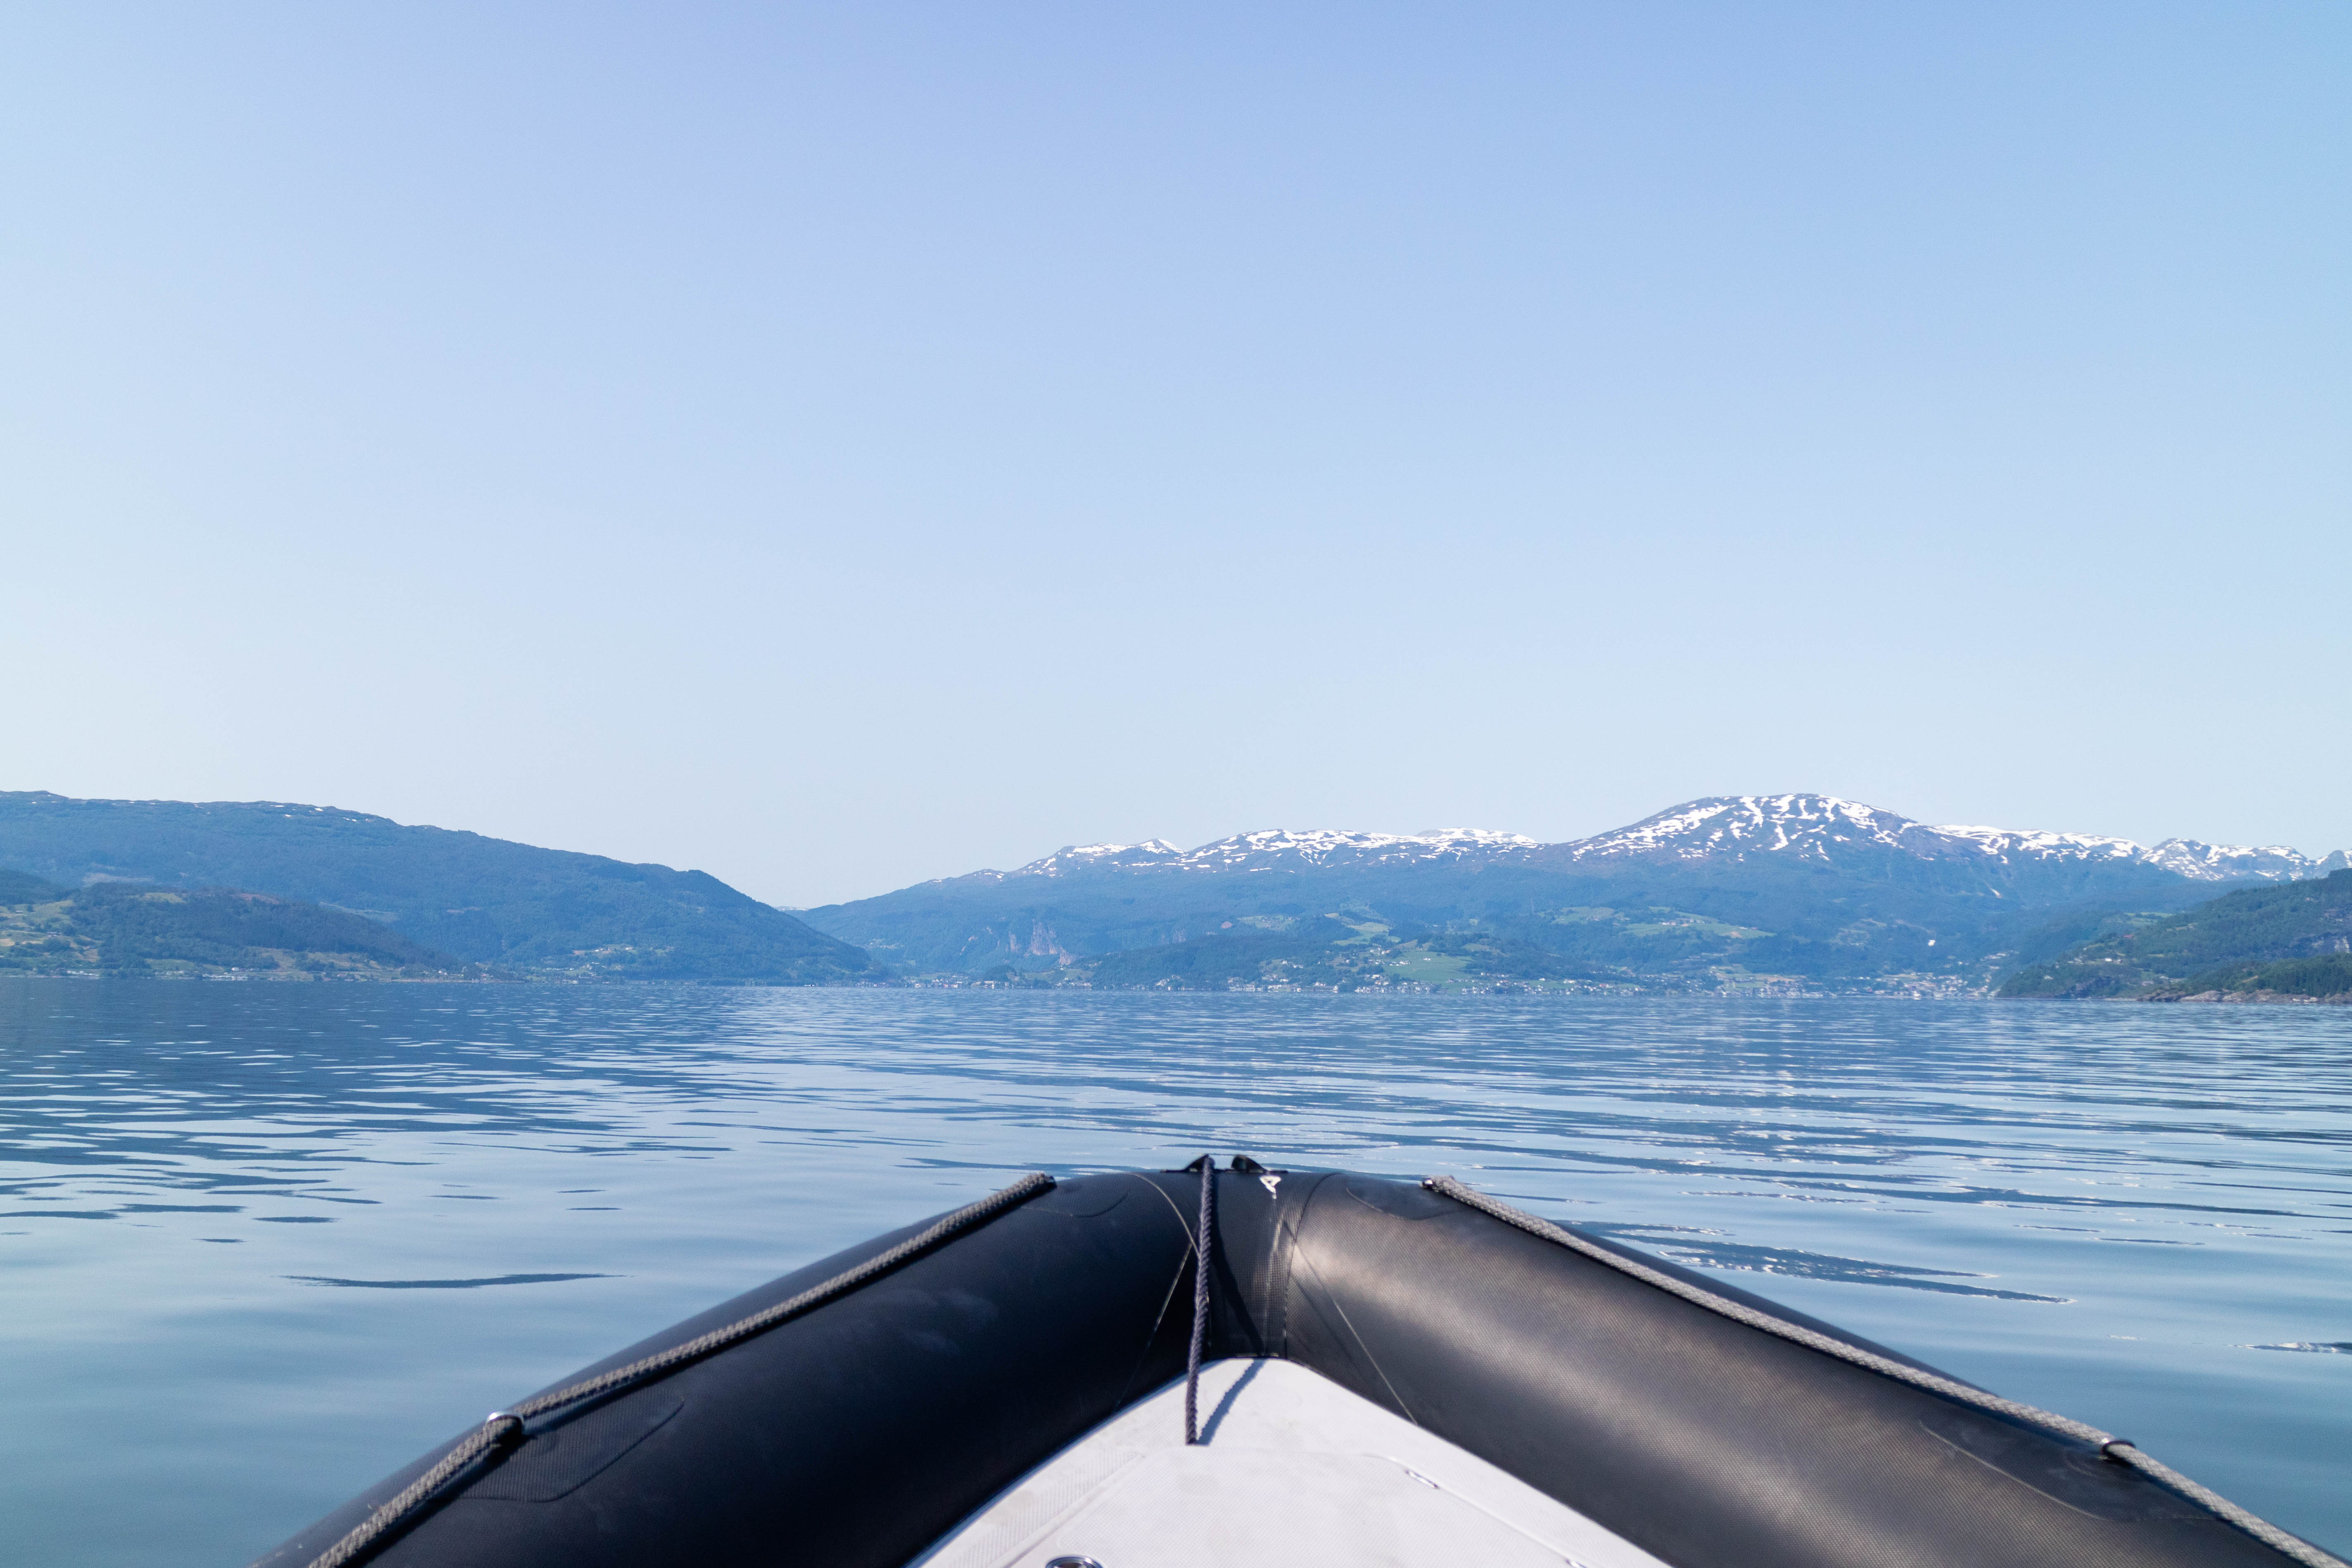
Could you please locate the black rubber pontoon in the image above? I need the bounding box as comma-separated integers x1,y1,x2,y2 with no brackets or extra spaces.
254,1161,2341,1568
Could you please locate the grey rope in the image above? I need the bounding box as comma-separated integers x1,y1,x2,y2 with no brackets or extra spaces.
304,1172,1058,1568
1183,1155,1215,1444
1426,1175,2347,1568
304,1416,524,1568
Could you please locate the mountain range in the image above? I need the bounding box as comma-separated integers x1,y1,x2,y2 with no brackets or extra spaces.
800,795,2350,991
912,800,2345,886
3,789,2342,992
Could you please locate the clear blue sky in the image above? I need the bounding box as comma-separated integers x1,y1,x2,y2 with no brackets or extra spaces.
5,4,2345,904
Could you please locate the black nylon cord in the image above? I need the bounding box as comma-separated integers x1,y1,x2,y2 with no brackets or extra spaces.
1183,1155,1215,1444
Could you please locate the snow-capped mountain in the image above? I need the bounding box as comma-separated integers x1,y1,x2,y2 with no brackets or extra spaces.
975,797,2341,885
1555,795,2345,880
1547,795,2107,866
969,828,1542,882
2140,838,2351,882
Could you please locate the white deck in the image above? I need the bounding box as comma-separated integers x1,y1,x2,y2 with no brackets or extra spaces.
911,1358,1669,1568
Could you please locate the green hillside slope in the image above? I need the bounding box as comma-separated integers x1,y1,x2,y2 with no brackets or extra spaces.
2170,953,2352,1001
1999,869,2352,999
0,877,471,978
0,793,874,984
0,867,58,905
1040,916,1625,992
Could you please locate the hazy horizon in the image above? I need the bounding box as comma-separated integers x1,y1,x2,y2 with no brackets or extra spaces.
5,5,2345,907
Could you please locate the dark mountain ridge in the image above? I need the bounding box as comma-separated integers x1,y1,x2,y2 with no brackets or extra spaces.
0,792,873,984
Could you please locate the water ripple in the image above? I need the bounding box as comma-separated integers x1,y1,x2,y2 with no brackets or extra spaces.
0,980,2346,1564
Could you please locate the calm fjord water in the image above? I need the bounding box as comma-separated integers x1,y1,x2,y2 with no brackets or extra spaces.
2,980,2347,1566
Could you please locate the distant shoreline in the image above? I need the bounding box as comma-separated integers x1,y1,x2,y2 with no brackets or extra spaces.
14,971,2350,1006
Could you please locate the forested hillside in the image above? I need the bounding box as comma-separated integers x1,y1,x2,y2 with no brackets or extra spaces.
0,792,875,983
0,875,469,978
1999,870,2352,999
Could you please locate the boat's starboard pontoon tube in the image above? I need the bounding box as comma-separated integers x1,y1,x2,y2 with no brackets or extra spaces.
255,1161,2346,1568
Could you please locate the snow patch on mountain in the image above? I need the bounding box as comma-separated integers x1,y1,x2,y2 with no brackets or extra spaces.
1016,840,1186,877
2141,840,2351,882
1923,825,2144,863
1558,795,1922,861
999,827,1540,879
1554,795,2341,879
947,796,2342,887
